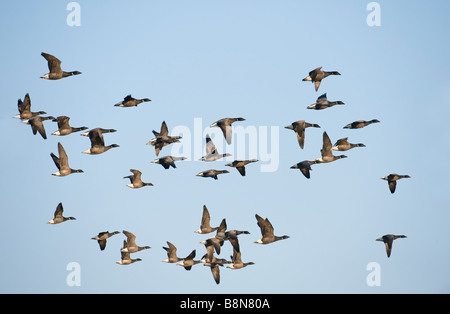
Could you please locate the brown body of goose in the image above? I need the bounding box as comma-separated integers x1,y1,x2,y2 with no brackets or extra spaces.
23,115,55,139
210,117,245,145
40,52,81,80
146,121,181,156
14,93,46,120
381,174,411,194
225,159,258,176
290,160,317,179
162,241,186,263
315,132,347,163
200,134,231,161
115,95,151,107
254,214,289,244
47,202,76,224
117,240,142,265
176,250,201,270
227,248,255,269
285,120,320,149
307,93,345,110
331,137,366,151
81,128,119,154
52,116,88,136
121,230,151,253
151,156,186,169
302,66,341,92
376,234,407,258
343,119,380,129
91,231,120,251
124,169,153,188
51,142,84,176
196,169,229,180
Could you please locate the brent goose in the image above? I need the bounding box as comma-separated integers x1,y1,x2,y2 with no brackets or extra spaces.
151,156,186,169
124,169,153,188
121,230,151,253
381,174,411,194
52,116,88,136
14,93,46,120
315,132,347,163
115,95,151,107
376,234,407,258
290,160,317,179
285,120,320,149
146,121,181,156
210,117,245,145
331,137,366,151
162,241,186,263
47,202,76,224
176,250,201,270
307,93,345,110
227,248,255,269
51,142,84,176
302,67,340,92
255,214,289,244
117,240,142,265
343,119,380,129
91,231,120,251
40,52,81,80
200,134,231,161
225,159,258,176
22,115,55,139
213,218,249,253
196,169,229,180
195,205,220,234
81,128,119,154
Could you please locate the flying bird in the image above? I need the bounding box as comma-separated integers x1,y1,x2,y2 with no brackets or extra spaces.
114,95,151,107
307,93,345,110
200,134,231,161
14,93,46,120
121,230,151,254
91,231,120,251
376,234,407,258
51,142,84,176
176,250,201,270
51,116,88,136
380,174,411,194
225,159,258,176
254,214,289,244
290,160,317,179
117,240,142,265
22,115,55,139
343,119,380,129
315,132,347,164
302,66,340,92
124,169,153,188
226,248,255,270
331,137,366,151
195,205,221,234
47,202,76,224
81,128,119,154
162,241,186,263
285,120,320,149
40,52,81,80
196,169,229,180
146,121,181,156
151,156,186,169
210,117,245,145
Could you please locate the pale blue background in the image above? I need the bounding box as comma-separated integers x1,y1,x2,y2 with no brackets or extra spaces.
1,1,449,293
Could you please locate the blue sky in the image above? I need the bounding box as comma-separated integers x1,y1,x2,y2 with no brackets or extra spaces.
1,1,449,293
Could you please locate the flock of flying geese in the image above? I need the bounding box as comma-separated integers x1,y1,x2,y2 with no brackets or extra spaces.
15,53,410,286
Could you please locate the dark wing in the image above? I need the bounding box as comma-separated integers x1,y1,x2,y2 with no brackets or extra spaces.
50,152,60,170
333,137,348,147
57,142,69,169
293,121,306,149
123,95,134,102
201,205,211,230
256,214,274,237
98,239,107,251
219,123,232,145
321,132,332,157
19,93,31,114
236,166,246,176
210,263,220,284
160,121,169,137
30,117,47,139
56,116,71,129
384,238,393,257
123,230,137,247
54,202,64,218
41,53,62,74
388,180,397,194
89,129,105,147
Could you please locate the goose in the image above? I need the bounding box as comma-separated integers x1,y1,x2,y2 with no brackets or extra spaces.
40,52,81,80
302,66,340,92
343,119,380,129
146,121,181,156
124,169,153,188
162,241,186,263
203,262,222,285
22,115,55,139
117,240,142,265
200,134,231,161
151,156,186,169
204,218,228,254
315,132,347,163
290,160,317,179
200,237,224,256
176,250,201,270
52,116,88,136
331,137,366,151
380,174,411,194
226,248,255,269
196,169,229,180
255,214,289,244
200,239,231,265
200,243,231,285
307,93,345,110
285,120,320,149
225,159,258,176
81,128,119,154
47,202,76,224
121,230,151,254
210,117,245,144
114,94,151,107
91,231,120,251
376,234,407,258
51,142,84,176
14,93,46,120
195,205,220,234
213,218,249,253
